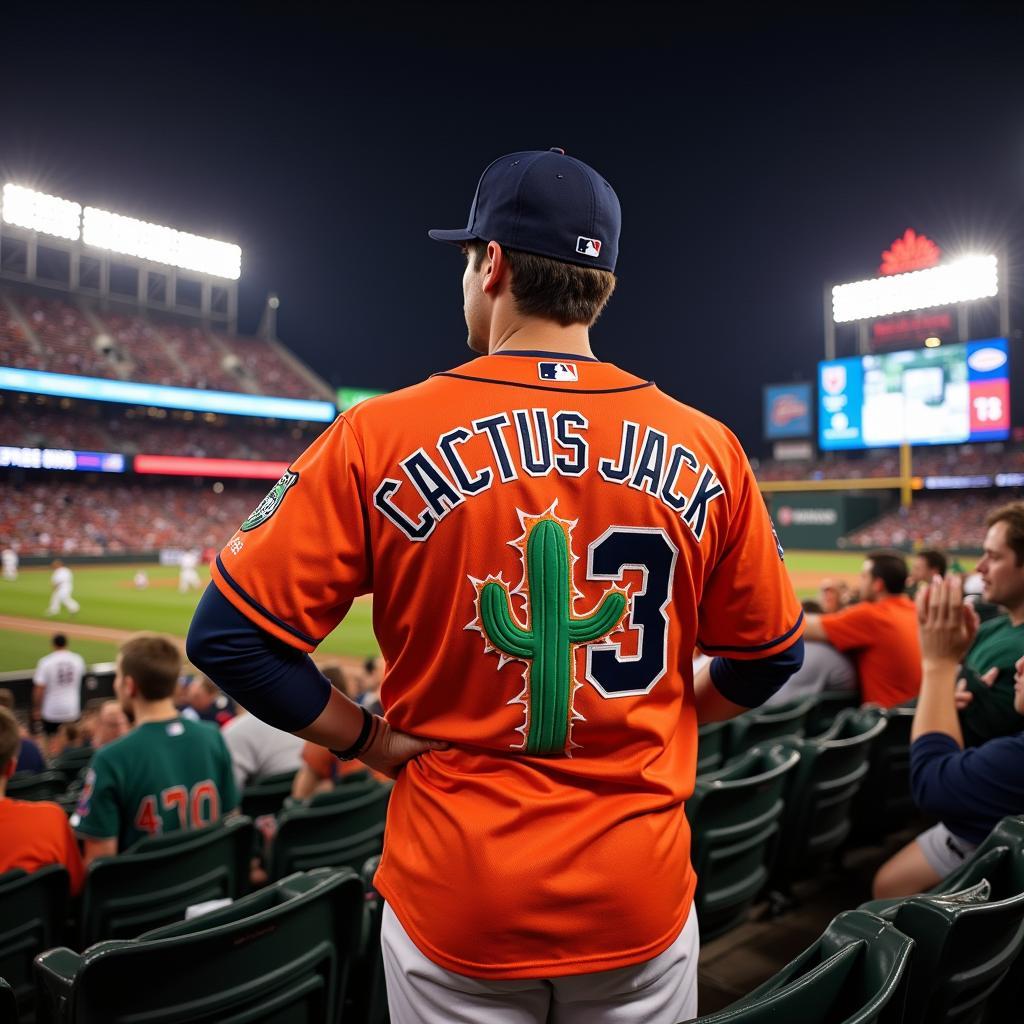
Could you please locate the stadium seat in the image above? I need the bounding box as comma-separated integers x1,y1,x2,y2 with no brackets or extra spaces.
864,815,1024,1024
693,909,913,1023
850,706,915,840
77,816,253,948
239,769,298,819
50,748,93,787
34,867,364,1024
309,775,381,807
725,697,816,759
268,784,392,881
0,865,68,1022
804,689,861,737
7,771,66,803
0,977,17,1024
343,855,389,1024
771,708,887,889
696,721,728,775
685,744,801,939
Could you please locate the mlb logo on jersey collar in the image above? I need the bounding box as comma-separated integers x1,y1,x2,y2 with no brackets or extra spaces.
539,362,579,382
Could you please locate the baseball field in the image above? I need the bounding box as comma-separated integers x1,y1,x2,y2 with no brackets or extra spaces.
0,551,887,674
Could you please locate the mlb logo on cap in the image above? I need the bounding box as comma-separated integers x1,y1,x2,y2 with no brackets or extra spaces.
576,236,602,258
539,362,579,382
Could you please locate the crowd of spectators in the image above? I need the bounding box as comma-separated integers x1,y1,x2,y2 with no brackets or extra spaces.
0,290,332,400
0,479,265,555
0,300,43,370
0,396,322,461
842,492,1020,550
756,444,1024,483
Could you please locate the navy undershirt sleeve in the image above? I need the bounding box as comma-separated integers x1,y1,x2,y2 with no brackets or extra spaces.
185,583,331,733
709,637,805,709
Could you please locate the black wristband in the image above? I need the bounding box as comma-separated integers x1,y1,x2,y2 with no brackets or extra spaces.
330,704,375,761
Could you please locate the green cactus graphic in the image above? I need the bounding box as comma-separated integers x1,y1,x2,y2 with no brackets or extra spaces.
480,517,628,755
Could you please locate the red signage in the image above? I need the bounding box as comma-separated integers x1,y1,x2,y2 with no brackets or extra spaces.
879,229,941,276
133,455,289,479
871,312,952,346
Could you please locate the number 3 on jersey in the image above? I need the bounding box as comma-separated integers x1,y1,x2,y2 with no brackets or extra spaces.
585,526,677,697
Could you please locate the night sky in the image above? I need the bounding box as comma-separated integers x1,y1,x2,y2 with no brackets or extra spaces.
2,8,1024,453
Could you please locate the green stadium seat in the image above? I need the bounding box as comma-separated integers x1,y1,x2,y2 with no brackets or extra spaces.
50,747,93,788
860,815,1024,1024
0,977,17,1024
309,775,381,807
0,865,68,1023
34,867,364,1024
343,855,389,1024
693,910,913,1023
772,708,887,889
850,705,915,840
686,744,800,939
804,689,861,737
239,769,298,819
268,784,392,881
77,815,253,948
7,771,66,803
725,697,816,759
696,721,728,776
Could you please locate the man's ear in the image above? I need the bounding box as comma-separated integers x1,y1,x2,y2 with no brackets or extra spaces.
481,241,508,295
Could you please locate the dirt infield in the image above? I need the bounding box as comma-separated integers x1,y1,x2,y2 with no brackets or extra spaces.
0,614,367,671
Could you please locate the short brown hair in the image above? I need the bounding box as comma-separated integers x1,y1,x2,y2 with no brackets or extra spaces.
468,240,616,327
986,502,1024,567
119,635,182,701
916,548,947,577
0,707,19,767
0,688,13,711
867,551,909,596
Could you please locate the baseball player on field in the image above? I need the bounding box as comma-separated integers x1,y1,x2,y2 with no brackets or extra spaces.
46,559,80,616
178,549,201,593
188,148,804,1022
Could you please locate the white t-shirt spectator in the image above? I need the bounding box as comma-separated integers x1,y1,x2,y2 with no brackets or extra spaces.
221,711,304,791
34,649,86,722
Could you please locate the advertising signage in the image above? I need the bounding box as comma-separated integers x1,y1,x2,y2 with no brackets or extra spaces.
819,338,1010,450
0,367,337,423
763,383,812,440
0,445,125,472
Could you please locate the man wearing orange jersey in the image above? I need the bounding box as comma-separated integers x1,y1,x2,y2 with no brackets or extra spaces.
188,148,803,1022
803,550,922,707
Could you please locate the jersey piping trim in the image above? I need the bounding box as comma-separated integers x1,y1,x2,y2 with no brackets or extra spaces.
490,350,600,362
434,372,655,395
214,555,319,647
699,611,805,654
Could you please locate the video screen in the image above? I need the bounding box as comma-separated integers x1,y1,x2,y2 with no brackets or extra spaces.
819,338,1010,450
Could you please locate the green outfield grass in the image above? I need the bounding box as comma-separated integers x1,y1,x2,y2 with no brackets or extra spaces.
0,550,974,672
0,629,119,670
0,564,379,672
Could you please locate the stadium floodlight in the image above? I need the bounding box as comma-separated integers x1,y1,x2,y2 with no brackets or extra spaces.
1,184,82,240
832,255,998,323
83,206,241,280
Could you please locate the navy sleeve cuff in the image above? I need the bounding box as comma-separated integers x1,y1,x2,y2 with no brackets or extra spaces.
186,583,331,733
709,637,805,709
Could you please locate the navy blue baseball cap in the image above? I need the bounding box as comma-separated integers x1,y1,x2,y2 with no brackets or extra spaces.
429,148,621,272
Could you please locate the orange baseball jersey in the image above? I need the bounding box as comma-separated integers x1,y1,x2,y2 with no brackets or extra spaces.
212,351,802,979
